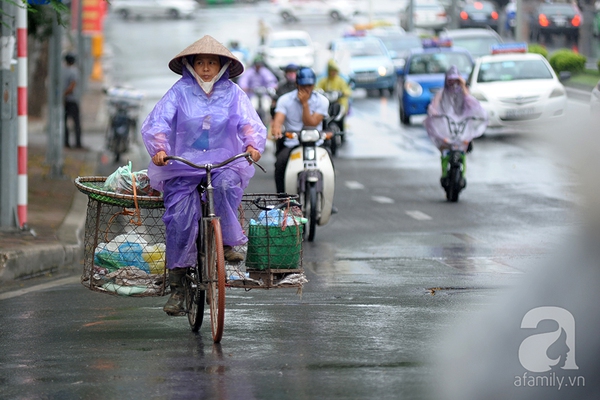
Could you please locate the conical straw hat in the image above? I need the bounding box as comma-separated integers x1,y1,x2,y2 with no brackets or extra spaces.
168,35,244,78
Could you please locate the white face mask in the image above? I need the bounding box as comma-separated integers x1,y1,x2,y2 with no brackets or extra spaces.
183,58,231,94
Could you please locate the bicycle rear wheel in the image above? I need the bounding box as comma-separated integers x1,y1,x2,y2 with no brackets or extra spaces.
205,218,226,343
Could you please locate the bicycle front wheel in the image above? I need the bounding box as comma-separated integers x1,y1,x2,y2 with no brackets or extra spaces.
205,218,226,343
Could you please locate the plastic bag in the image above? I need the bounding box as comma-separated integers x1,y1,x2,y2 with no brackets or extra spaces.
103,161,161,196
251,208,306,227
93,232,153,273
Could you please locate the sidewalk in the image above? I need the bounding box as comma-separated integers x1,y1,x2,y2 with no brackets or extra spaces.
0,80,106,286
0,74,595,288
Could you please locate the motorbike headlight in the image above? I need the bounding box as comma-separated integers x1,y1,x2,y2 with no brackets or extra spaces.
404,80,423,97
300,129,321,143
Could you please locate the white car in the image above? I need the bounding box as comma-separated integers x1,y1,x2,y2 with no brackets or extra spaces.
468,52,569,132
110,0,199,20
274,0,359,22
400,0,449,32
262,30,315,70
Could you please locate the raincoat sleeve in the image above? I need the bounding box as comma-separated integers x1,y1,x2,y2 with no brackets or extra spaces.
141,88,178,157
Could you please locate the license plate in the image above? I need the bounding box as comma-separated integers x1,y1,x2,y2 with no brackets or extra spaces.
554,17,566,26
505,107,535,118
472,13,486,21
355,74,377,83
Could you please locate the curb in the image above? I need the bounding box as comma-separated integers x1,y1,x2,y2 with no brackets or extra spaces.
565,85,592,102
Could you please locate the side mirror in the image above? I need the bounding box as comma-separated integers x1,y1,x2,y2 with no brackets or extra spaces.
559,71,571,82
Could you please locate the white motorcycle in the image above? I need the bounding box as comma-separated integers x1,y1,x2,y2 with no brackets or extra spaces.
283,128,335,242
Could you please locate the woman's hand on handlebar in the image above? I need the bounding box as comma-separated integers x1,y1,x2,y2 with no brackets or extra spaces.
245,145,261,164
152,150,168,166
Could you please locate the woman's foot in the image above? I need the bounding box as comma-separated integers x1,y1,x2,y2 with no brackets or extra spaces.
223,245,244,263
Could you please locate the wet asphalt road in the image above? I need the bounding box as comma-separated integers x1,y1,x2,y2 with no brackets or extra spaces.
0,3,591,399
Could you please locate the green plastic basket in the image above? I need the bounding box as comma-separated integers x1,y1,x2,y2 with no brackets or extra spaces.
245,224,303,270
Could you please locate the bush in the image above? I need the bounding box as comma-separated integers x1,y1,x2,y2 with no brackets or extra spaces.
549,49,586,73
528,44,548,59
597,60,600,73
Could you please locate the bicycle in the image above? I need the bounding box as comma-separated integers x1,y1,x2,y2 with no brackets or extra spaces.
164,152,266,343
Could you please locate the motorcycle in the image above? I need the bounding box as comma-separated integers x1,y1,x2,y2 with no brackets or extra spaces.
283,128,335,242
319,90,346,157
250,86,276,124
105,86,144,163
427,114,485,202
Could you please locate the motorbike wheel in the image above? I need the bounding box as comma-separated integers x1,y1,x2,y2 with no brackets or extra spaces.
304,183,318,242
446,167,461,202
328,124,340,156
113,135,125,163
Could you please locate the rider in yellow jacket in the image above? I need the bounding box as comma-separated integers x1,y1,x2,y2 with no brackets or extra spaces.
316,59,352,131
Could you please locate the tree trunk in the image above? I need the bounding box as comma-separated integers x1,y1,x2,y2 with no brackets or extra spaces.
28,38,49,119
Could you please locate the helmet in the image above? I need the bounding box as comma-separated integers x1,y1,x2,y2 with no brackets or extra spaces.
64,53,76,64
253,56,265,66
284,63,299,72
296,67,316,85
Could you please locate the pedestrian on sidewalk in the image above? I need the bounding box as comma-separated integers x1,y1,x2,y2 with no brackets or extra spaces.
63,53,83,149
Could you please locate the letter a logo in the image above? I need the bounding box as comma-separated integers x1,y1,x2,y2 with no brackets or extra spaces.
518,306,579,372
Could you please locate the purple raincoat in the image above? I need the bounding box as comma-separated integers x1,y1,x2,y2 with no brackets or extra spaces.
141,67,266,270
424,66,488,152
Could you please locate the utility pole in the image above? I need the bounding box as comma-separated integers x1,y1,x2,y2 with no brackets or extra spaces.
0,0,18,229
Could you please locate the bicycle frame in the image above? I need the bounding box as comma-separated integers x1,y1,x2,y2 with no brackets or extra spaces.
163,153,265,343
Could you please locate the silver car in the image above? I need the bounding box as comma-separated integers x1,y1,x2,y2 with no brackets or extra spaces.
110,0,199,20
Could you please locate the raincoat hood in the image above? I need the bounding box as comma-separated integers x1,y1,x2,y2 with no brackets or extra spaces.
168,35,244,79
327,59,340,72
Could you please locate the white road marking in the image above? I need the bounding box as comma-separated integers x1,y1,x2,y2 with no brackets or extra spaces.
406,210,432,220
0,276,79,300
345,181,365,190
372,196,394,204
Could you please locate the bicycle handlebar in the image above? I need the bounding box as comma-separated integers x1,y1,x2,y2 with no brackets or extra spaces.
164,152,266,173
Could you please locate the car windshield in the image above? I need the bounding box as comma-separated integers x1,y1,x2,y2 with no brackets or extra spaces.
269,38,309,48
451,36,501,57
408,52,472,75
377,36,422,54
476,59,553,82
335,40,387,57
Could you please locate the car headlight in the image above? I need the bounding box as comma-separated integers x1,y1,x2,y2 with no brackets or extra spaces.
404,80,423,97
549,87,565,98
378,66,388,77
472,91,487,102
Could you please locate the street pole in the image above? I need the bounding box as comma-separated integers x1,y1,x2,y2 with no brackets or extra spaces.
408,0,414,32
516,0,525,42
46,9,64,178
0,0,18,229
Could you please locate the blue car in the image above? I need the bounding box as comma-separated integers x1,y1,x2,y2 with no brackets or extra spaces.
396,41,474,125
330,35,396,94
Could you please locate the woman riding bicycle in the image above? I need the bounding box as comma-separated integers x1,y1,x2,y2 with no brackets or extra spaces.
141,35,267,316
424,65,487,187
